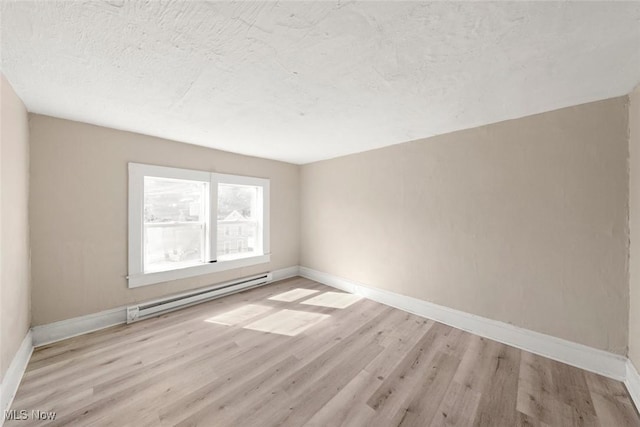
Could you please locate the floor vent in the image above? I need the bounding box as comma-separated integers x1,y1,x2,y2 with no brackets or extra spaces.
126,272,273,323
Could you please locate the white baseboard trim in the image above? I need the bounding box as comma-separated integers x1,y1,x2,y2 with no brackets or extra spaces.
626,360,640,411
299,266,628,381
32,266,299,347
271,266,300,282
1,331,33,426
31,307,127,348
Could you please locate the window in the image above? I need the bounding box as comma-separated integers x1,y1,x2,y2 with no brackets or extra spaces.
143,176,208,273
128,163,270,287
217,183,261,261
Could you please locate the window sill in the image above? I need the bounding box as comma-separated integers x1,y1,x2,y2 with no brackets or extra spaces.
127,254,271,288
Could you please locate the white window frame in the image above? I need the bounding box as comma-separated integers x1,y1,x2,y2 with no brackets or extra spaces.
128,163,270,288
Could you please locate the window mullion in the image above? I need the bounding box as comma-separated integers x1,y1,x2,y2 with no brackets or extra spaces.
209,173,219,262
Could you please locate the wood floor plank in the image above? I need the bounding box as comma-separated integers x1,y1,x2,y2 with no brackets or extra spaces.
394,350,462,427
585,371,640,427
303,371,381,427
6,277,639,427
452,335,496,388
549,358,598,418
472,342,521,426
515,411,552,427
366,322,453,424
517,351,564,426
429,380,482,427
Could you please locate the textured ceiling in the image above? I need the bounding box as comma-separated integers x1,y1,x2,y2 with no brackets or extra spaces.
2,1,640,164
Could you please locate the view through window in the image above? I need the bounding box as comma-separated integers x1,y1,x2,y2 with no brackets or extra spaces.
217,184,259,261
143,177,208,273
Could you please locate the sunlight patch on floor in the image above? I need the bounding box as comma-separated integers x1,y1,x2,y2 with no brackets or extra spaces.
205,304,272,325
268,288,320,302
301,292,362,309
243,309,330,336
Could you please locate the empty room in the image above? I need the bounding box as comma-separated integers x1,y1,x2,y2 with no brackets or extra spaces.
1,1,640,426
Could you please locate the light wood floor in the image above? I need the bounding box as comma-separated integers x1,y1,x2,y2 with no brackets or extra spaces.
8,277,640,427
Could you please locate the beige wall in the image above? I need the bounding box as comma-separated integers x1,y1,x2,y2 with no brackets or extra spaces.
301,97,629,354
29,115,299,325
1,75,31,380
630,85,640,367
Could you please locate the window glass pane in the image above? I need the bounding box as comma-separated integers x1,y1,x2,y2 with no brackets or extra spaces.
144,177,207,272
217,184,259,261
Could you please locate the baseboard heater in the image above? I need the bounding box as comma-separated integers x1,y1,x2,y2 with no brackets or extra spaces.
126,272,273,323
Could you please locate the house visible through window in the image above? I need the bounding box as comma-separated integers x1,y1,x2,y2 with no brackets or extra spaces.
217,184,259,261
128,163,270,287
